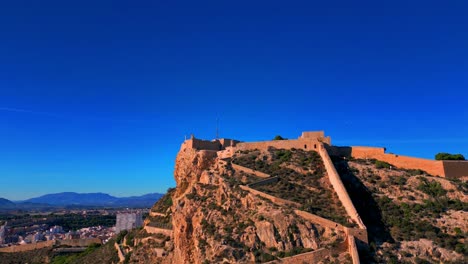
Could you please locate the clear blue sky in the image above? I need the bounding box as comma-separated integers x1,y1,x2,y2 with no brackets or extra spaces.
0,1,467,200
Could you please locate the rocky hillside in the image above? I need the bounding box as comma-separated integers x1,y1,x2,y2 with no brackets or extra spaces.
121,145,354,263
332,156,467,264
67,140,466,264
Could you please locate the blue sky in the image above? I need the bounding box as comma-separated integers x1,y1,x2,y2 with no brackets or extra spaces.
0,1,467,200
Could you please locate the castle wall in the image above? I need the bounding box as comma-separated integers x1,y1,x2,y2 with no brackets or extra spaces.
318,144,366,230
144,226,173,237
269,240,348,264
236,139,321,152
329,146,447,177
443,161,468,178
190,138,221,151
231,163,271,178
294,210,344,230
247,177,279,188
347,235,360,264
239,185,301,207
114,242,125,263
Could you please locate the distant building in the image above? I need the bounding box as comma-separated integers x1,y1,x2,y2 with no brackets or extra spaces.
0,223,5,244
115,212,143,233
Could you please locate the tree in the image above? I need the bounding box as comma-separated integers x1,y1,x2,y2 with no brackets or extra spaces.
435,153,465,161
273,135,286,140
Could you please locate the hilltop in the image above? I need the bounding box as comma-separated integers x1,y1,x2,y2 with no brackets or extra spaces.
34,131,468,263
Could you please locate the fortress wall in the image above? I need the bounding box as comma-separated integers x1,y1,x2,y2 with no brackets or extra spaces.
190,138,221,151
270,240,348,264
345,227,368,245
239,185,301,207
144,226,173,237
247,177,279,188
231,163,271,178
347,235,360,264
294,210,345,231
114,242,125,263
318,144,366,230
443,161,468,178
0,240,55,253
329,146,447,177
236,139,321,152
350,147,446,177
300,131,331,145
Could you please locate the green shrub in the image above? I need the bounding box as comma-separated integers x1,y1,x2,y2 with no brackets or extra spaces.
435,152,465,160
375,160,392,169
273,135,286,140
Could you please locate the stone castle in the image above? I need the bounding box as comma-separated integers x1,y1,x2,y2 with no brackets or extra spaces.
186,131,468,179
177,131,467,263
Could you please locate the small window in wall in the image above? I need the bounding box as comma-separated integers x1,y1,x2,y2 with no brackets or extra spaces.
314,144,317,149
304,144,307,149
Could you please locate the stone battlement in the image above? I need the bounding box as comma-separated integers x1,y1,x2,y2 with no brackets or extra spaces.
186,131,468,179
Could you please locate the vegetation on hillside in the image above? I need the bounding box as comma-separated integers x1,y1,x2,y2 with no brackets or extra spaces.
332,156,467,264
231,148,354,227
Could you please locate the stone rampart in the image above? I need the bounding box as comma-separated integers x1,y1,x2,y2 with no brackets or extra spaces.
231,163,271,178
239,185,301,207
329,146,456,178
144,226,173,237
247,177,279,188
443,161,468,178
267,240,348,264
236,139,321,152
114,242,125,263
294,210,344,230
347,235,360,264
345,228,368,244
319,144,366,230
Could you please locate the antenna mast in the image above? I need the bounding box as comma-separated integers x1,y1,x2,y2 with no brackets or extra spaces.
216,117,219,139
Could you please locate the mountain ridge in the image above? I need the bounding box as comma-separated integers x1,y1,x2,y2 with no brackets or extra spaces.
0,192,164,210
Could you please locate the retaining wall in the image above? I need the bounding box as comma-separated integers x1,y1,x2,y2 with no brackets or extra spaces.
114,242,125,263
318,144,366,231
231,163,271,178
294,210,344,230
144,226,173,237
236,139,321,152
247,177,279,188
267,240,348,264
239,185,301,207
347,235,360,264
443,161,468,178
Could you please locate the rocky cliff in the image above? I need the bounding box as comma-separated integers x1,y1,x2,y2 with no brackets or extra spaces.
127,142,353,263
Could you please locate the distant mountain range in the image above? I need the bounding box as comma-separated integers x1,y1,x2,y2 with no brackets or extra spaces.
0,192,164,211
